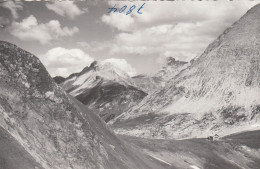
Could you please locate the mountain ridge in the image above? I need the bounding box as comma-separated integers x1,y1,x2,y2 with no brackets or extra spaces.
59,60,147,122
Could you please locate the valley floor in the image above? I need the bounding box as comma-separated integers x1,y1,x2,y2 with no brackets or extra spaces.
120,130,260,169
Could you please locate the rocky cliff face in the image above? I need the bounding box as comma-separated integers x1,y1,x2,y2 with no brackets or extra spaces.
132,75,161,93
0,41,168,169
155,57,188,82
60,61,147,122
110,4,260,139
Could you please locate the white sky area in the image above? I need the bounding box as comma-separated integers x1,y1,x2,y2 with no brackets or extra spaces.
0,0,259,77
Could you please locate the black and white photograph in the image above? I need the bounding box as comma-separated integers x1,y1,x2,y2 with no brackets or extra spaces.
0,0,260,168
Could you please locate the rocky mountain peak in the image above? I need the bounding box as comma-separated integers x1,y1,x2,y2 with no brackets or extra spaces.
59,59,146,123
165,57,187,67
53,76,66,84
89,60,98,68
155,57,188,82
200,4,260,60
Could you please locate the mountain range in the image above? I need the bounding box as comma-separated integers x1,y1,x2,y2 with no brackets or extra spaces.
54,56,188,123
56,61,147,122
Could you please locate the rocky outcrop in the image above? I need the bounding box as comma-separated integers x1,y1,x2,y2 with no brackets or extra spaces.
155,57,188,82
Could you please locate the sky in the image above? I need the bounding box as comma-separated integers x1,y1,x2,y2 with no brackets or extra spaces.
0,0,259,77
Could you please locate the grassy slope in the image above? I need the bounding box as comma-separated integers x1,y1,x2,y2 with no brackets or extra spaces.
224,130,260,149
120,130,260,169
0,126,43,169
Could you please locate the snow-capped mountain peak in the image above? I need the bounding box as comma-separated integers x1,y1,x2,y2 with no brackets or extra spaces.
59,60,146,123
63,60,134,96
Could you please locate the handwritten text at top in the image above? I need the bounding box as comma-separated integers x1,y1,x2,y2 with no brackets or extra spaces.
108,3,146,15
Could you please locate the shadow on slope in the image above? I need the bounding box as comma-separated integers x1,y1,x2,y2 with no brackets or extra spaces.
225,130,260,149
0,126,43,169
120,130,260,169
70,95,175,169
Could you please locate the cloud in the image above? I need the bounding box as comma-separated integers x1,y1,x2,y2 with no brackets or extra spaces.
0,17,10,28
101,13,134,31
105,1,259,31
39,48,136,77
9,15,79,44
39,47,94,77
46,1,85,19
1,1,23,19
95,23,213,62
77,41,90,48
102,58,136,76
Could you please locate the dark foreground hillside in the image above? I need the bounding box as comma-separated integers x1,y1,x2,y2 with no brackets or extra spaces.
0,126,43,169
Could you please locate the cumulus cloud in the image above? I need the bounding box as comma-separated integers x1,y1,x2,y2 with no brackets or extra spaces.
102,58,136,76
95,23,213,61
46,1,85,19
40,47,94,77
9,15,79,44
101,13,134,31
39,47,136,77
77,41,90,48
1,1,23,19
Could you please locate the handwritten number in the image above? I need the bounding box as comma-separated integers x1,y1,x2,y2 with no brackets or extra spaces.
109,4,145,15
108,4,117,13
119,5,127,13
137,3,145,14
126,5,136,15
